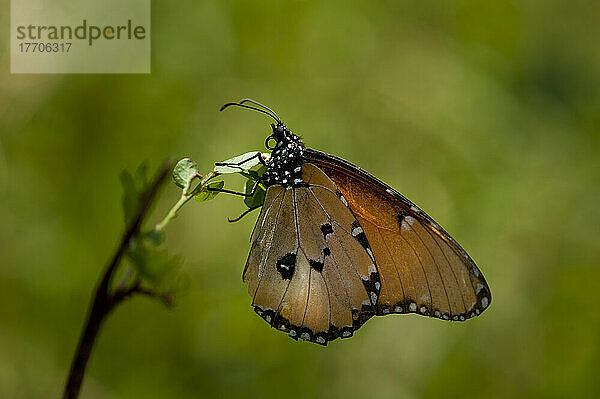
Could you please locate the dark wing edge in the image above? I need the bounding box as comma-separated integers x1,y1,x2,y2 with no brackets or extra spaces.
303,148,492,317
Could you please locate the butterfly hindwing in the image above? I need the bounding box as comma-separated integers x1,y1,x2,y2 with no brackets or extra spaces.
304,149,491,321
244,163,380,345
294,179,376,337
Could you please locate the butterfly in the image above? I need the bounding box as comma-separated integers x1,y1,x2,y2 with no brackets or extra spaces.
217,99,491,346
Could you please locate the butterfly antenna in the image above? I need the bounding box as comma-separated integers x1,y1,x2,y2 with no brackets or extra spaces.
239,99,281,123
219,99,281,123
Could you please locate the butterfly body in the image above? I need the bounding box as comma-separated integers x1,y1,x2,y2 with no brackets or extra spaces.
262,124,306,188
223,100,491,346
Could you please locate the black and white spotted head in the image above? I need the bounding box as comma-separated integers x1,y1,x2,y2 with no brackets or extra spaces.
263,123,306,188
219,98,306,188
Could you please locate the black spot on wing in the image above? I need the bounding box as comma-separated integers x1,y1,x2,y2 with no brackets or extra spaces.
352,307,374,328
351,221,370,250
254,306,276,325
361,270,381,303
322,247,331,257
397,211,405,227
276,252,296,280
309,259,324,272
320,223,333,239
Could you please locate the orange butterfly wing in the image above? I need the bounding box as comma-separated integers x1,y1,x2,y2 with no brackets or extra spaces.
305,149,491,321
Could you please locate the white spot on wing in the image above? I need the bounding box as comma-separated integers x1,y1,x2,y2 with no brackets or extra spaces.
481,297,489,308
409,302,417,312
343,331,351,337
316,336,325,344
410,205,419,212
352,226,363,236
382,308,390,314
375,282,381,290
476,282,484,294
370,292,378,304
340,195,349,206
368,264,377,274
394,306,403,313
300,332,310,340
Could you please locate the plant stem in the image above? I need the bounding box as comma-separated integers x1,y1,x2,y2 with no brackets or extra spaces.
64,161,223,399
154,170,218,233
62,161,171,399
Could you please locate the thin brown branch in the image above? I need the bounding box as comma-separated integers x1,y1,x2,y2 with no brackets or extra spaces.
112,282,175,308
62,160,171,399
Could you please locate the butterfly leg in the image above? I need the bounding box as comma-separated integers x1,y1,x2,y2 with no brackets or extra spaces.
206,187,251,196
207,178,265,222
228,205,262,223
214,151,267,170
206,177,263,197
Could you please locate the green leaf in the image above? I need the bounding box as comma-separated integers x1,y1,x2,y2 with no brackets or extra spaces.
240,164,268,181
120,162,150,226
134,163,149,187
126,233,182,288
144,229,166,246
253,164,268,178
214,151,269,174
242,164,268,208
173,158,200,189
120,171,137,226
194,180,225,202
244,178,266,208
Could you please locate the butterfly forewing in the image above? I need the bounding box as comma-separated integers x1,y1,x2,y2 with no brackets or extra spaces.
250,188,298,323
248,185,284,245
244,163,381,345
243,186,285,296
304,149,491,321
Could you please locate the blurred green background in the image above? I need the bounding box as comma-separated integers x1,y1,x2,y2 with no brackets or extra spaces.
1,0,600,398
